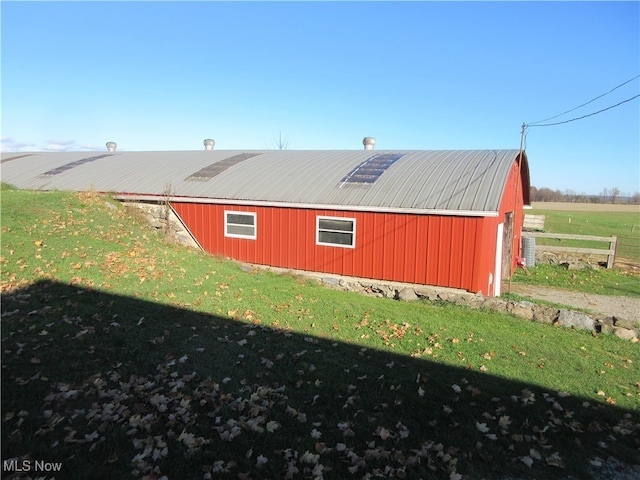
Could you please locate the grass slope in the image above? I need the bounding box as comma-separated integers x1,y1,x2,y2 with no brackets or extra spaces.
527,208,640,264
2,190,639,479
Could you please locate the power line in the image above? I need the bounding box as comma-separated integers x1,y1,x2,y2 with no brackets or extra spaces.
527,94,639,128
528,74,640,126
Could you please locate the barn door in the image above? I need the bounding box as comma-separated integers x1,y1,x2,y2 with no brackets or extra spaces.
494,223,504,297
501,212,514,280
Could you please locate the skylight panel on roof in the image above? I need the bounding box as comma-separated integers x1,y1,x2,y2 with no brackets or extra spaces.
339,153,405,186
185,153,261,181
1,154,35,164
40,154,113,176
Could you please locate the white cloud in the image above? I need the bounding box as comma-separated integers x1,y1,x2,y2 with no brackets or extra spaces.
43,140,77,152
79,143,108,152
0,136,36,152
1,137,107,153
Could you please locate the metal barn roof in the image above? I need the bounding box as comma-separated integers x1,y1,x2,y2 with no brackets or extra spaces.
1,149,529,216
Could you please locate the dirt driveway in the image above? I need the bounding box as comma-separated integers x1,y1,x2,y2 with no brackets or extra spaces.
508,284,640,323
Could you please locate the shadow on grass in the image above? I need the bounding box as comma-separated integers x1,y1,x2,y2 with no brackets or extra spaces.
2,280,638,479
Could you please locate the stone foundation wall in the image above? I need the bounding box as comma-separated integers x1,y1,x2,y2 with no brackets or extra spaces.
245,265,639,342
122,202,200,250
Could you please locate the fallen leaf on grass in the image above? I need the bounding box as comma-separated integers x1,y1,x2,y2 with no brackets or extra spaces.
498,416,511,430
520,456,534,467
476,422,490,433
546,452,565,468
266,421,280,432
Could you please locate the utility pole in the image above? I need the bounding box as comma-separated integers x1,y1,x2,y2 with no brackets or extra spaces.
507,122,527,295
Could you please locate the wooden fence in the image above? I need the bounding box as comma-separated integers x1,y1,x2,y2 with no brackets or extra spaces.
522,214,546,231
524,232,618,268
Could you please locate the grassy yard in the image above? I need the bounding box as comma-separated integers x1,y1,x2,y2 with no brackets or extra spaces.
526,207,640,265
1,190,639,479
510,262,640,298
513,206,640,297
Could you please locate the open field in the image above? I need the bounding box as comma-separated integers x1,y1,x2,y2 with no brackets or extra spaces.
1,189,639,480
526,203,640,267
530,202,640,213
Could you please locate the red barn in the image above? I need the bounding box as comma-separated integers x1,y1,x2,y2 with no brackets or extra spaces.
1,142,530,296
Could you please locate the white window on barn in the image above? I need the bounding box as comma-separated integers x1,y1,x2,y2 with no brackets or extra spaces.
316,216,356,248
225,211,256,239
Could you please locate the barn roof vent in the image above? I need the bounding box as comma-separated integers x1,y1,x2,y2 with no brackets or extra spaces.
363,137,376,150
204,139,215,151
106,142,117,152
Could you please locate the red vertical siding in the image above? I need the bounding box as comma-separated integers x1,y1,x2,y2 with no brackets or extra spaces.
415,218,428,284
471,219,497,295
403,216,418,282
498,159,527,278
370,214,385,279
425,217,439,286
171,202,495,293
438,218,453,285
460,218,477,289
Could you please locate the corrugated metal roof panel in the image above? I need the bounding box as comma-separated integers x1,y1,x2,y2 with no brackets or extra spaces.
1,149,525,214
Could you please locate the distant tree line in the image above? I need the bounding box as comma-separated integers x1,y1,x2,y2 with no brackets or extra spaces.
530,186,640,205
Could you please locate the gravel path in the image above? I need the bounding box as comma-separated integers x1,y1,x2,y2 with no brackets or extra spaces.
508,284,640,323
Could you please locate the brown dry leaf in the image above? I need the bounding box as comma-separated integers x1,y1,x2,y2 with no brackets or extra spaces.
9,429,22,444
546,453,566,468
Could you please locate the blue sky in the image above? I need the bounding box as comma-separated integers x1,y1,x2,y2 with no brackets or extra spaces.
1,1,639,196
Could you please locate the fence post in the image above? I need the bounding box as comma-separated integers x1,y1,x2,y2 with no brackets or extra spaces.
608,236,617,269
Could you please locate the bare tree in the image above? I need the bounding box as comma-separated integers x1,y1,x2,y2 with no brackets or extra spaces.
272,131,290,150
610,187,620,204
531,185,633,204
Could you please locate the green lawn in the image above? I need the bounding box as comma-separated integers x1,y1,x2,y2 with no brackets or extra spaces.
511,262,640,297
513,208,640,296
529,209,640,264
2,190,639,479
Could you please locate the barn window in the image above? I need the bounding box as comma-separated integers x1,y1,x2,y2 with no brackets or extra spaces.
225,211,256,239
316,216,356,248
